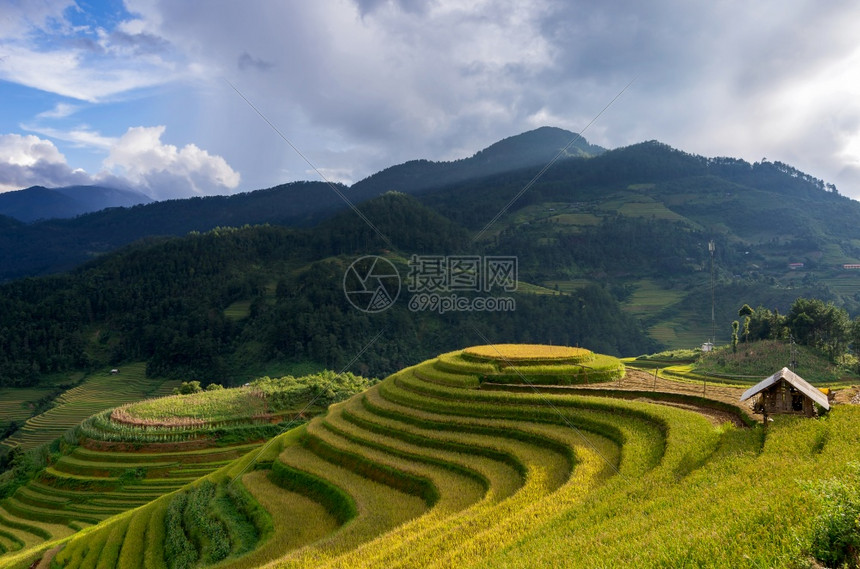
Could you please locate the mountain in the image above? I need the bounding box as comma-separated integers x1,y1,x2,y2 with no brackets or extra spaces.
0,185,153,222
0,128,601,282
0,129,858,370
3,132,860,569
0,192,655,389
0,214,22,230
350,126,604,198
0,181,347,281
416,140,860,347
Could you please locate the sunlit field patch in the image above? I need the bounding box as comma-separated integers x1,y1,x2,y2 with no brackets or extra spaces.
463,343,593,363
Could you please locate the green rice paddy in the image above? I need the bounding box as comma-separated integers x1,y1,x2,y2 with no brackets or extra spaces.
2,345,858,568
1,364,178,452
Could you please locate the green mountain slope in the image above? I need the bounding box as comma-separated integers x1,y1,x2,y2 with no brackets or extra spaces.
0,181,345,282
417,141,860,346
350,126,604,197
1,131,859,395
0,127,601,282
0,192,655,393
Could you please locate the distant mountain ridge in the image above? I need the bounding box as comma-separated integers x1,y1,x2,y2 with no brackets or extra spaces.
0,128,851,287
350,126,605,198
0,127,598,280
0,185,153,222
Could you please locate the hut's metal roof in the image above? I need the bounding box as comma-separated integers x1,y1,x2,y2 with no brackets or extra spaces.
739,367,830,409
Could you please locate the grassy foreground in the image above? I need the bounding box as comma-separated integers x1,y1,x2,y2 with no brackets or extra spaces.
2,346,859,568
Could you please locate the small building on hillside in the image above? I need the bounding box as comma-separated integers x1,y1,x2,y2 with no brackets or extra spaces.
739,367,829,418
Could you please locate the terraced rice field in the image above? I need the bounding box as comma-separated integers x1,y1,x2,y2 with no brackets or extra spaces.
4,345,859,568
0,370,363,564
0,347,720,568
598,194,690,222
540,278,592,294
647,317,711,349
512,281,560,295
0,364,179,452
821,273,860,298
224,299,253,321
620,278,685,319
546,212,601,227
0,412,264,560
0,388,54,425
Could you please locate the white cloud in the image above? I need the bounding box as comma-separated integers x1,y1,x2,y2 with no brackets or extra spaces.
114,0,568,187
0,128,240,199
0,133,65,167
21,124,115,149
0,0,185,103
103,126,240,199
0,133,91,191
0,0,75,40
5,0,860,198
0,42,182,103
36,102,81,119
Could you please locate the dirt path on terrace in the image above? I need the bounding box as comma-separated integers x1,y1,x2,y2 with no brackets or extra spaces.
581,369,748,406
576,369,754,427
484,370,755,427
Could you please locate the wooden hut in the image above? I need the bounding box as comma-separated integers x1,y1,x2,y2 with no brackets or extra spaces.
739,367,829,418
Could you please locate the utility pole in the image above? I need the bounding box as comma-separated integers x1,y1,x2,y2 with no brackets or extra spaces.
789,334,798,370
709,240,716,345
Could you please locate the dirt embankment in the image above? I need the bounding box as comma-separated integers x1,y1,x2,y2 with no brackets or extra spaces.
484,369,755,427
581,369,749,406
575,370,752,428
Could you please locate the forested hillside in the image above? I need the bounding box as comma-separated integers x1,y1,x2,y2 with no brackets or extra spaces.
0,193,655,388
2,130,860,388
0,181,344,281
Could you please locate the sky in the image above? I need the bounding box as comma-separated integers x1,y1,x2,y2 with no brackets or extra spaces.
1,0,860,201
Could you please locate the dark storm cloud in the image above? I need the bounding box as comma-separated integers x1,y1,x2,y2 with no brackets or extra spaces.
25,0,860,195
238,52,274,72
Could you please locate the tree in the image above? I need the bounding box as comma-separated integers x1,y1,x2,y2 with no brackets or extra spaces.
731,320,739,353
786,298,850,360
738,305,786,342
173,380,202,395
850,317,860,359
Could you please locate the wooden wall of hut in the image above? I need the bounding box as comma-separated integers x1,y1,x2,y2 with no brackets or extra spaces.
759,379,815,417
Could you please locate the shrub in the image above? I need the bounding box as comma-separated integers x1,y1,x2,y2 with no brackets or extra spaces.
803,461,860,568
251,371,377,412
173,381,203,395
164,493,197,569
